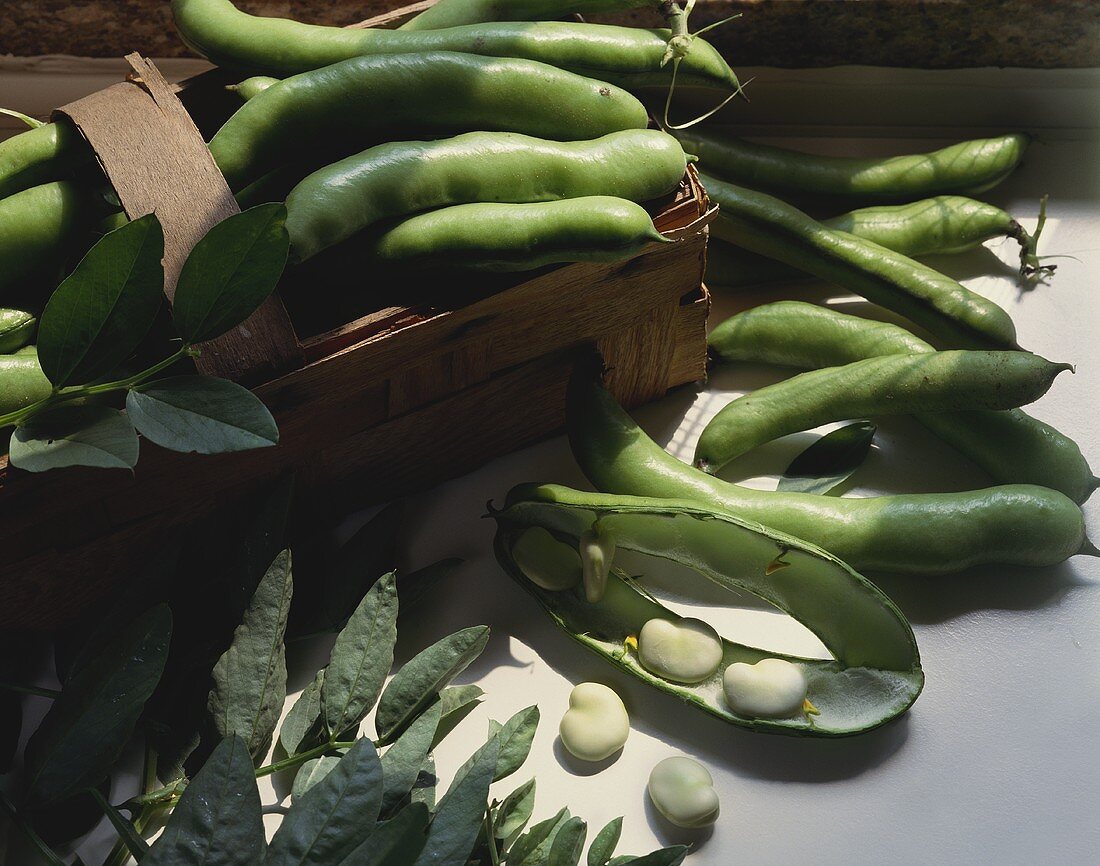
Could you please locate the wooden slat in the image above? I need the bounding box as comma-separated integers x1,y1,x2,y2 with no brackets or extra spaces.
54,54,302,382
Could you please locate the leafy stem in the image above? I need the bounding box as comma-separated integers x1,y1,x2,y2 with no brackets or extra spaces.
0,681,61,699
0,346,196,429
484,804,503,866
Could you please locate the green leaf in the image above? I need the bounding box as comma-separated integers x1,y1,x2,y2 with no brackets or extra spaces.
380,702,441,817
10,405,138,472
172,204,289,344
338,801,430,866
547,817,587,866
508,808,570,866
280,670,325,757
323,572,399,738
0,792,67,866
90,787,150,861
126,375,278,454
587,817,622,866
208,549,293,761
24,605,171,807
495,779,536,849
412,738,499,866
144,736,265,866
375,626,490,745
410,755,437,811
37,213,164,386
609,848,689,866
432,684,484,748
267,738,384,865
230,471,294,615
292,755,342,801
30,782,110,847
489,705,539,782
776,421,877,495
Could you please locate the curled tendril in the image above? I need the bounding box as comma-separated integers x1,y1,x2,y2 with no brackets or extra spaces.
657,8,749,131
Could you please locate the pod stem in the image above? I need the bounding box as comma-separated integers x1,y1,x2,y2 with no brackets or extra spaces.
1013,195,1058,282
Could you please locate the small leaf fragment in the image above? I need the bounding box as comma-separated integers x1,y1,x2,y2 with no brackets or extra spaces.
777,421,877,495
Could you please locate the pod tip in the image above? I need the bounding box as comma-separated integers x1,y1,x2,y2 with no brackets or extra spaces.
1078,537,1100,558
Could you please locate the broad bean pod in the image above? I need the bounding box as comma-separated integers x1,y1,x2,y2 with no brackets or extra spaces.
368,196,667,271
708,195,1045,287
708,301,1097,502
567,365,1088,574
400,0,659,31
0,121,91,201
0,182,109,303
0,309,35,354
171,0,739,92
694,350,1071,475
286,130,687,262
677,131,1028,200
492,484,924,736
0,348,51,417
700,173,1019,350
208,52,650,191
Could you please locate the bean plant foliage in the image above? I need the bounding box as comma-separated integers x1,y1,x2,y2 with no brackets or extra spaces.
0,483,688,866
2,204,288,472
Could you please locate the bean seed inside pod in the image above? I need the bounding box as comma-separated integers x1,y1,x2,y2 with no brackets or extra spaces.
512,526,582,591
637,617,723,683
723,657,808,719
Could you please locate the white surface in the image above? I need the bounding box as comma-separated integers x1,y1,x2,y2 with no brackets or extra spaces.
2,68,1099,864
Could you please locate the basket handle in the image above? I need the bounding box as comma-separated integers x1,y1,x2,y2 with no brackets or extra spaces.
53,53,302,383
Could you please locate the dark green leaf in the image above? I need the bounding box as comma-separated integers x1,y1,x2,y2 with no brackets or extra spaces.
412,738,499,866
90,787,150,860
410,755,437,811
323,571,399,738
777,421,877,495
587,817,622,866
547,817,586,866
495,779,535,849
508,808,570,866
126,375,278,454
172,204,289,344
609,848,689,866
230,471,294,615
432,685,484,749
339,802,429,866
144,736,265,866
0,792,67,866
292,755,341,801
379,702,441,817
267,738,384,865
208,549,293,761
375,626,490,745
30,781,110,847
10,406,138,472
280,670,325,758
298,502,404,636
489,706,539,782
397,558,463,620
24,605,171,807
0,692,19,773
37,213,164,386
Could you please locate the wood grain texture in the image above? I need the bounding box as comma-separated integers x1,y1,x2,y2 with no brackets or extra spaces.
54,55,301,382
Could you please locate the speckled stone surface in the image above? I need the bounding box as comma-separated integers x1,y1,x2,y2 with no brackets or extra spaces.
3,0,1098,67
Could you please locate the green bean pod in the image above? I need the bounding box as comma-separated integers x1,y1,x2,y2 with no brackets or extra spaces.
493,484,923,736
226,75,280,102
0,309,36,354
0,348,51,416
700,173,1019,350
0,182,108,302
694,350,1071,474
708,196,1042,287
0,121,91,201
369,196,667,271
567,366,1088,574
286,130,686,263
208,52,650,191
171,0,739,92
679,132,1028,200
709,301,1098,502
401,0,657,30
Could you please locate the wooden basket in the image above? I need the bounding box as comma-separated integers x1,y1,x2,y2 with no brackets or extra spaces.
0,19,714,631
